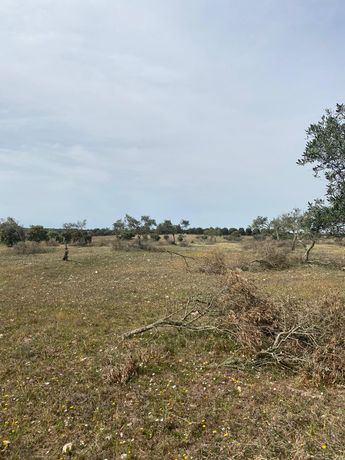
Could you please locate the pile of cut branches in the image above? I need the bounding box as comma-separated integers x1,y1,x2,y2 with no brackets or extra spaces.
123,272,345,384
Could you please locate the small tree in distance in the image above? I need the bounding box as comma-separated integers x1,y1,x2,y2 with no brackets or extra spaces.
0,217,25,247
113,215,157,246
27,225,49,243
156,220,178,244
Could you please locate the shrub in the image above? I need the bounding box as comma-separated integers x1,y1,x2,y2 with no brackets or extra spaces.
241,240,293,270
26,225,48,243
224,231,242,242
0,217,25,247
111,238,157,252
47,230,63,243
102,343,154,385
12,242,53,255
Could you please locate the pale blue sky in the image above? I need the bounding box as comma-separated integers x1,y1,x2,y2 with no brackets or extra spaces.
1,0,343,228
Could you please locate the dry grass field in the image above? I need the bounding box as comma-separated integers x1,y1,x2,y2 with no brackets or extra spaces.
1,238,345,459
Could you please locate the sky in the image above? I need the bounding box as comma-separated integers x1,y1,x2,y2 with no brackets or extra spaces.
0,0,344,228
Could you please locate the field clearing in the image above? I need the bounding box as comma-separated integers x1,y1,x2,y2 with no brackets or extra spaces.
1,240,345,459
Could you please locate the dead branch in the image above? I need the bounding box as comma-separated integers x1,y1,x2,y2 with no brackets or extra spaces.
123,288,230,339
163,249,195,270
252,325,316,368
123,318,233,339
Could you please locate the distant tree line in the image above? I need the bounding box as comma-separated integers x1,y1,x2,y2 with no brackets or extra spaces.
0,215,256,248
0,218,93,247
0,208,342,254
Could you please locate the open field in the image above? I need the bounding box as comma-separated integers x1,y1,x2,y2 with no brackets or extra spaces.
1,239,345,459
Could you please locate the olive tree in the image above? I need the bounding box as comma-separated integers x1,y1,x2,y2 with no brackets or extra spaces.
113,215,156,246
0,217,25,247
298,103,345,229
27,225,49,243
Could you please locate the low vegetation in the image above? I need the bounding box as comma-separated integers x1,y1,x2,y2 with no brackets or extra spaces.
1,238,345,459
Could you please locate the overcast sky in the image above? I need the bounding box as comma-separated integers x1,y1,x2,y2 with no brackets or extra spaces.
0,0,344,228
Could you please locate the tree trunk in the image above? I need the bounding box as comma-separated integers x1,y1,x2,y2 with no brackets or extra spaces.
62,242,69,261
303,240,315,263
291,234,297,251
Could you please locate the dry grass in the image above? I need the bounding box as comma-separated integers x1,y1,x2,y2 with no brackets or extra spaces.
198,250,228,275
0,239,345,459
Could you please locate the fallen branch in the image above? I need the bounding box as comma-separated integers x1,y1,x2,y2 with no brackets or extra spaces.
163,249,195,270
252,325,316,368
123,318,232,339
123,288,230,339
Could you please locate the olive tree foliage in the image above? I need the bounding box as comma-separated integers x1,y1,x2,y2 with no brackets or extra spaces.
180,220,190,232
26,225,49,243
113,215,157,245
156,219,178,243
0,217,25,247
270,217,284,240
251,216,271,239
297,201,331,262
178,220,190,242
270,209,304,249
62,220,91,246
297,103,345,231
298,104,345,204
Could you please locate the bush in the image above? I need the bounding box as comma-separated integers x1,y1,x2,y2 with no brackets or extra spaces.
102,343,154,385
26,225,48,242
255,241,291,269
111,238,157,252
241,240,293,270
0,217,25,246
12,242,53,255
224,231,242,242
47,230,63,243
46,239,60,247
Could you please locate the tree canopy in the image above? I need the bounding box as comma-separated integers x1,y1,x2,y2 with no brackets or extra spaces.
0,217,25,247
298,103,345,229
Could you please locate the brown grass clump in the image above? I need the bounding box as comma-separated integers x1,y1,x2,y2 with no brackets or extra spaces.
239,239,299,270
198,251,227,275
11,241,54,255
250,240,292,269
111,238,158,252
304,297,345,385
102,342,154,385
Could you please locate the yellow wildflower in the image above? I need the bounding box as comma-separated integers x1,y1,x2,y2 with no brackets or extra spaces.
2,440,10,449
